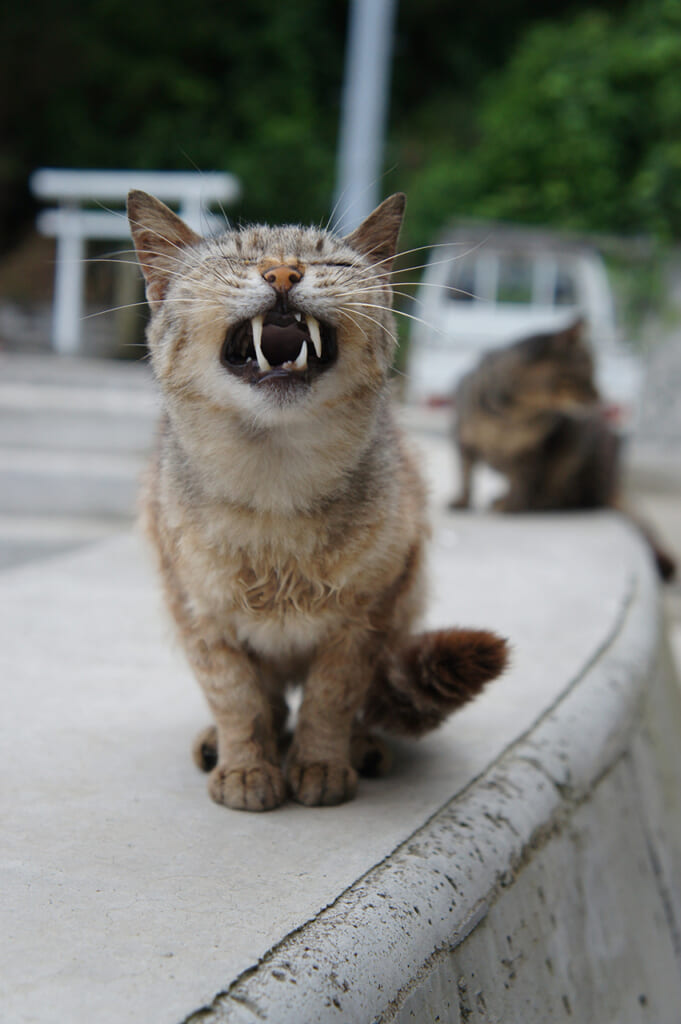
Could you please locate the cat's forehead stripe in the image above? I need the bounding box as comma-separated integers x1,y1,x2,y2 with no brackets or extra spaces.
223,224,339,260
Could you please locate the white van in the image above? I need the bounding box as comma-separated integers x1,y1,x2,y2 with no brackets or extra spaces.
405,223,642,430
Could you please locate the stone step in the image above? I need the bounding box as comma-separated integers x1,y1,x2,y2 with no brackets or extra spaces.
0,446,145,518
0,390,157,453
0,350,153,390
0,513,124,570
0,354,158,455
0,354,154,550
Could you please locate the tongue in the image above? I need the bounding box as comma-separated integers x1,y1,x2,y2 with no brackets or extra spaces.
261,322,309,366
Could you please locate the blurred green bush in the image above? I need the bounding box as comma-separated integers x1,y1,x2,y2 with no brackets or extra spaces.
1,0,679,255
397,0,681,246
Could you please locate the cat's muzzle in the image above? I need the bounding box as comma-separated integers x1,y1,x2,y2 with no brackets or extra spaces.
221,311,337,390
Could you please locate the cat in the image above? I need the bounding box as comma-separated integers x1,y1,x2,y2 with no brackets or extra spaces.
450,321,676,580
127,189,508,812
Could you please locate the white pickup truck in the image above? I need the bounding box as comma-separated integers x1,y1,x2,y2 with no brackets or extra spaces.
405,223,643,431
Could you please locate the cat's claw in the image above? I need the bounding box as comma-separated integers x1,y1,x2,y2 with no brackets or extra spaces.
208,761,286,812
287,759,358,807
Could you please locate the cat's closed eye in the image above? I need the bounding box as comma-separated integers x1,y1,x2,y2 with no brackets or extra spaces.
310,260,355,268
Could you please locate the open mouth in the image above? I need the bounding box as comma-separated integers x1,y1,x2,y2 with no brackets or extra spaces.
220,311,337,388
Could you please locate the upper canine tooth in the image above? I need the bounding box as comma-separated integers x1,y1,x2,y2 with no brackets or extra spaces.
251,315,271,372
293,340,308,370
294,311,302,322
306,315,322,359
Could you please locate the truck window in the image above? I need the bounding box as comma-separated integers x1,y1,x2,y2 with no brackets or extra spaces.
554,268,578,306
446,257,476,302
497,254,533,304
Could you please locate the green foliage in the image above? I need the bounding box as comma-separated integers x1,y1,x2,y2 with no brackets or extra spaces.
396,0,681,246
2,0,680,259
0,0,346,241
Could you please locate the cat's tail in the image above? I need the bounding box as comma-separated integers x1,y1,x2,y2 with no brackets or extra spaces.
629,518,676,582
364,628,509,737
611,501,677,582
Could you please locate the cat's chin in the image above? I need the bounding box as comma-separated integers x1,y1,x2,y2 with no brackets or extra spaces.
220,310,338,398
253,369,316,403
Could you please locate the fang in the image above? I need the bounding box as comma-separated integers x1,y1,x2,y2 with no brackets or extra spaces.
306,316,322,359
250,315,272,372
293,340,308,371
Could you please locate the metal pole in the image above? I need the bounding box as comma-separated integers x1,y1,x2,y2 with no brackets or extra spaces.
333,0,398,234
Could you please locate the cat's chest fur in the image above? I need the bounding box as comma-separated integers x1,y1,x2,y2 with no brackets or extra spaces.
148,419,419,659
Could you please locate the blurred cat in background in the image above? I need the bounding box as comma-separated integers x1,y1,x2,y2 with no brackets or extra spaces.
450,320,676,580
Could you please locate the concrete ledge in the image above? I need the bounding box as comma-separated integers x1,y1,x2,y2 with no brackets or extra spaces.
206,532,681,1023
2,514,680,1022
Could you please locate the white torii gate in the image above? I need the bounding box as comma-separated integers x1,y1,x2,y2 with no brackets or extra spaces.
30,168,241,355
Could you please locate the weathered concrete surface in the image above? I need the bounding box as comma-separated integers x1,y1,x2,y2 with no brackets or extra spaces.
192,531,681,1023
394,659,681,1023
2,507,678,1023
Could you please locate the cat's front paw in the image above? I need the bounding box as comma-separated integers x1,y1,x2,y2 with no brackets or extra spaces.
287,759,358,807
208,761,286,812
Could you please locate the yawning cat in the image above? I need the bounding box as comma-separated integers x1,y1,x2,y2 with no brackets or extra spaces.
128,190,508,811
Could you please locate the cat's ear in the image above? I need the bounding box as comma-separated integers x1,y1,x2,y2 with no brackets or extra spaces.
344,193,406,273
127,190,202,309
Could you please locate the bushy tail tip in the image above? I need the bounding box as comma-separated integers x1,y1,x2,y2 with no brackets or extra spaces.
364,628,509,736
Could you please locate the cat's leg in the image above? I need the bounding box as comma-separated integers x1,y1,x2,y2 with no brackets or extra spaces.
192,684,289,774
449,445,476,509
493,464,538,512
188,639,287,811
287,632,377,806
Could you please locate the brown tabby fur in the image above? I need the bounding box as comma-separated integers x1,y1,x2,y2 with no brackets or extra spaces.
450,322,676,580
128,190,508,812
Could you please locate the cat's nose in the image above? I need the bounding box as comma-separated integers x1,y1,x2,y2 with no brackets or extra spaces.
261,263,304,294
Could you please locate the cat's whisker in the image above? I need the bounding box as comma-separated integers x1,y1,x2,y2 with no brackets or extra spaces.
177,149,234,235
127,214,200,263
333,282,479,308
346,300,446,337
338,305,396,344
127,215,190,254
82,297,214,323
380,239,489,275
326,163,400,235
325,183,354,234
391,290,429,308
81,301,151,321
398,281,481,300
336,307,371,341
344,280,480,297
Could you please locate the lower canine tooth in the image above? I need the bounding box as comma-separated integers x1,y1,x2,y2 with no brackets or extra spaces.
251,315,271,371
293,340,308,370
306,316,322,359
